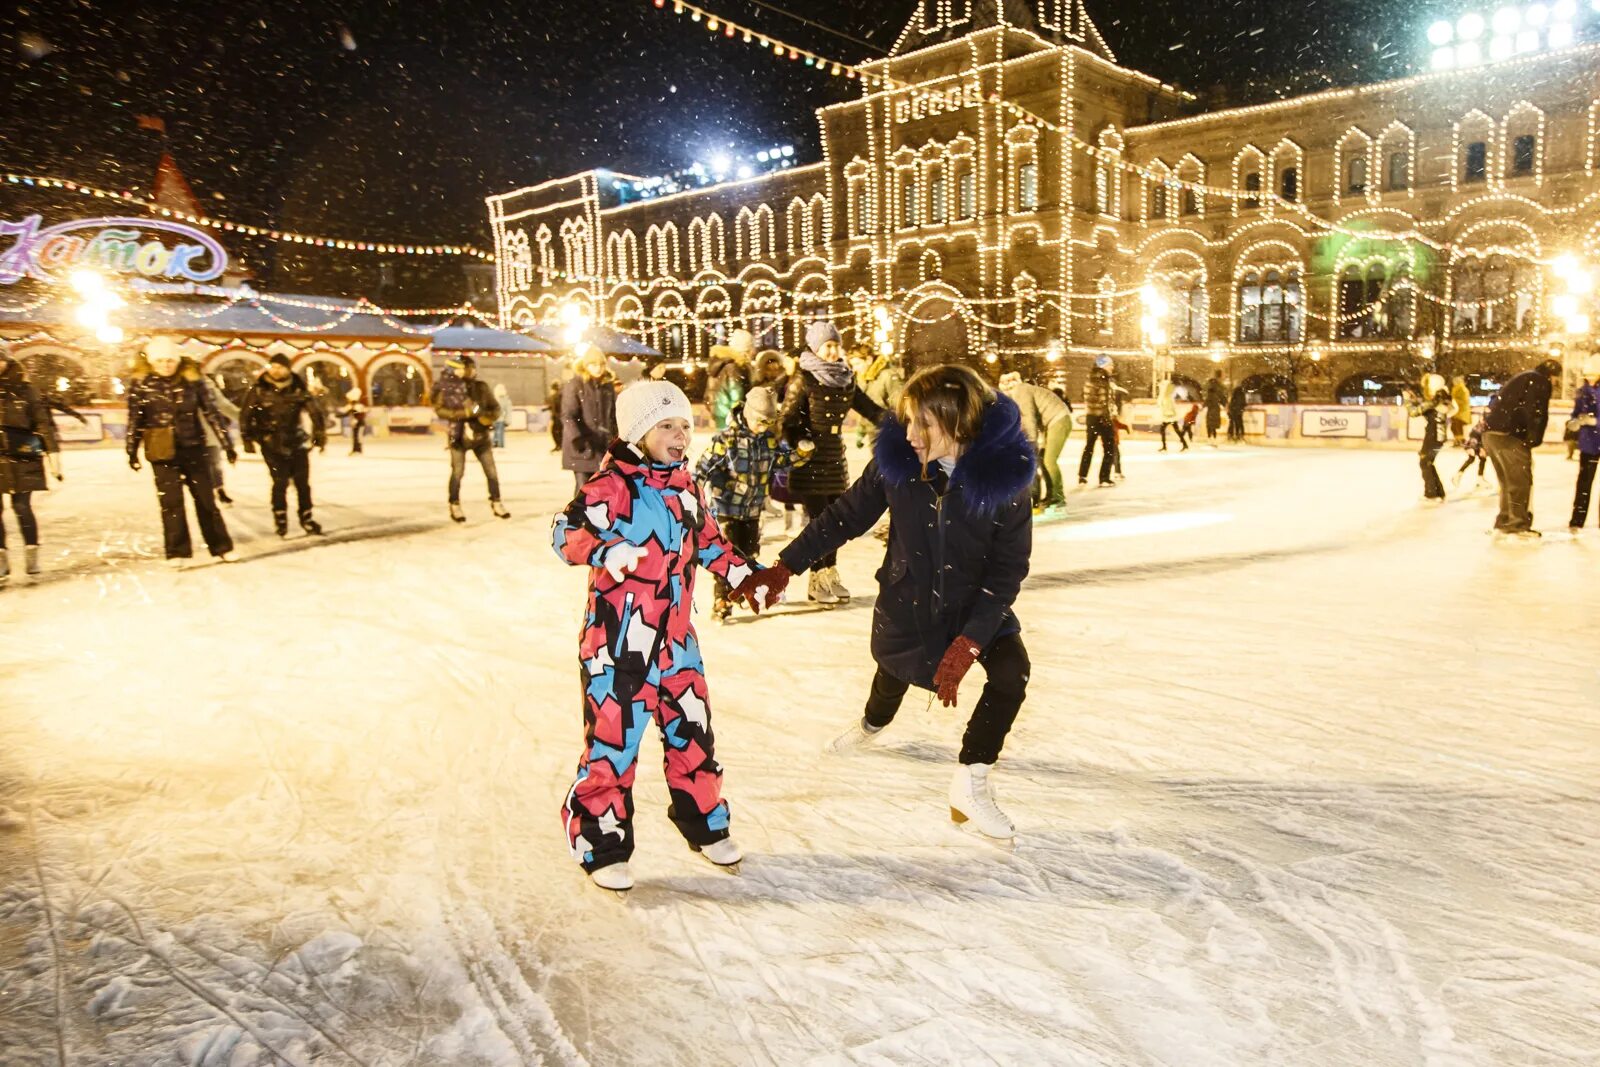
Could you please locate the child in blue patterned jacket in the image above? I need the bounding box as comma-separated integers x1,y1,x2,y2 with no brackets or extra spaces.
695,386,810,621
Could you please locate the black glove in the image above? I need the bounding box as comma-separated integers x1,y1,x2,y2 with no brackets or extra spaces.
128,454,142,472
225,447,239,465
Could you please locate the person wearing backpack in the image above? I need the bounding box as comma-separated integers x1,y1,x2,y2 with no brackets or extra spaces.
0,346,62,584
434,354,509,523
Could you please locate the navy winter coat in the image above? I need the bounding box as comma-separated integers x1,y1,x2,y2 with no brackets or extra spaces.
779,394,1037,690
561,373,617,475
1484,369,1553,446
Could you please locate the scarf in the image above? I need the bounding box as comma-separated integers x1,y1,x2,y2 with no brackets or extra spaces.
800,352,855,390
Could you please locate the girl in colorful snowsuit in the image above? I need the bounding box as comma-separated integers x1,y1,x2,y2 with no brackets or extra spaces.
694,385,810,622
734,365,1037,840
552,381,760,892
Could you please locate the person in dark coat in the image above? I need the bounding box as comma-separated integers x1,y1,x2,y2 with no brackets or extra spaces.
1567,355,1600,534
545,378,565,453
1406,374,1452,503
777,321,885,603
1077,356,1118,486
733,365,1036,840
434,354,508,523
1227,385,1248,442
1204,373,1226,444
340,387,368,455
1482,358,1561,539
240,355,328,536
126,337,237,565
0,348,62,583
561,344,619,494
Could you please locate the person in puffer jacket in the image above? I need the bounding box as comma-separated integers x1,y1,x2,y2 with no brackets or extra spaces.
695,385,811,621
551,380,762,893
240,355,328,536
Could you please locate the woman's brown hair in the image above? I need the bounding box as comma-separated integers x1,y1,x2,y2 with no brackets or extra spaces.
897,364,995,445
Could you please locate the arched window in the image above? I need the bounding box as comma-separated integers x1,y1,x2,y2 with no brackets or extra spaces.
1009,125,1042,215
1095,275,1115,337
1451,255,1538,337
1456,110,1495,188
1280,168,1298,202
1094,127,1123,218
1347,156,1368,195
1379,123,1415,193
1237,269,1303,343
370,362,427,407
505,229,534,290
1336,261,1413,339
930,168,948,224
1176,155,1205,217
1503,102,1544,181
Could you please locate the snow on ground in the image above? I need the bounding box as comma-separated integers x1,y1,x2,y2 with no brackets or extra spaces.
0,434,1596,1066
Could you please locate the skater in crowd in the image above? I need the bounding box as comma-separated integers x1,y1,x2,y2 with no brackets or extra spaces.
705,328,754,431
1183,399,1200,444
1406,374,1453,504
1451,417,1491,492
341,388,368,455
561,344,618,495
545,379,565,453
695,385,811,621
1483,357,1561,540
1450,375,1474,447
202,374,238,508
1567,355,1600,534
1157,376,1188,452
855,350,906,451
732,364,1037,840
1204,372,1226,445
491,383,512,449
125,337,238,566
752,348,789,399
778,321,885,604
552,379,759,891
999,371,1070,512
240,354,328,537
1111,381,1129,480
1227,384,1247,442
434,354,510,523
0,347,62,585
1077,355,1118,487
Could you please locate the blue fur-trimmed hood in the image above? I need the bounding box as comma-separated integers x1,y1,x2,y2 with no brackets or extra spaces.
874,393,1037,519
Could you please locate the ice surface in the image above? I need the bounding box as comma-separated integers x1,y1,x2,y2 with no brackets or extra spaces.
0,437,1596,1065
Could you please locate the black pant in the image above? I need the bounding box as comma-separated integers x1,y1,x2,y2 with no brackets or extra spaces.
1159,421,1187,450
263,448,314,519
713,516,761,602
152,446,234,559
1484,431,1535,532
1458,454,1487,476
351,421,364,455
801,493,842,566
1420,446,1445,499
863,633,1030,766
1078,416,1117,484
1227,412,1245,441
450,437,501,503
1572,452,1599,528
0,491,37,548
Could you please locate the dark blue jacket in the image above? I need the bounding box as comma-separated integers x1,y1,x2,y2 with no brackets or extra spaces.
779,394,1036,690
1570,383,1600,457
1484,369,1553,446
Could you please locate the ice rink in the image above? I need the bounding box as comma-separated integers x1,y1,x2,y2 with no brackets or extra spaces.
1,434,1595,1066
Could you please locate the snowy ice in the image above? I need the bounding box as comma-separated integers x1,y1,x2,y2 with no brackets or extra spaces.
0,437,1596,1065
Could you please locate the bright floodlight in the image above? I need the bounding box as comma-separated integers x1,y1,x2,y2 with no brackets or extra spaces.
68,268,105,295
1456,40,1484,64
1547,20,1575,45
708,153,731,175
1568,268,1595,295
1525,2,1549,24
1567,313,1592,334
95,324,124,344
1552,0,1578,18
1432,45,1457,68
1457,12,1487,38
1553,252,1580,278
781,146,795,157
1490,34,1516,58
1552,293,1578,318
1492,6,1523,32
1517,27,1542,49
1428,19,1455,44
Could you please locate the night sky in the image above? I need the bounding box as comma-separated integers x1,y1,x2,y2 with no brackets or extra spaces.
1,0,1460,295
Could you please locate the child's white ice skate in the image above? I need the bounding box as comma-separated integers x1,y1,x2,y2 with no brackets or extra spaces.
693,837,743,874
589,862,633,893
825,718,885,755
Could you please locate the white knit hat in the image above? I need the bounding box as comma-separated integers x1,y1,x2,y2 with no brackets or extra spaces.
1584,355,1600,380
616,380,692,444
728,328,755,357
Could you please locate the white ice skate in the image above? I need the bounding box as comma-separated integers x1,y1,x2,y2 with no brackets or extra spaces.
1450,469,1465,488
694,837,743,873
449,503,466,524
826,718,885,755
808,570,840,605
1475,476,1492,492
590,862,633,892
949,764,1015,840
24,546,39,579
823,566,852,602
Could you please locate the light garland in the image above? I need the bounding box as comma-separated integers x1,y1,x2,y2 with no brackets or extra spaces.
2,172,495,260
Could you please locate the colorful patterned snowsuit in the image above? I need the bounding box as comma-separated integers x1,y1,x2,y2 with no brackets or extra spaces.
551,442,757,872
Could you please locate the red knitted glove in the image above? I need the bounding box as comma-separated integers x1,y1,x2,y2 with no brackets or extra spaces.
730,561,793,615
933,636,983,707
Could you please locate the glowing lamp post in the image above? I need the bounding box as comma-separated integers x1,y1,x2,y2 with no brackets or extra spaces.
1140,284,1173,393
69,269,126,346
872,304,895,358
1549,252,1595,393
559,299,593,347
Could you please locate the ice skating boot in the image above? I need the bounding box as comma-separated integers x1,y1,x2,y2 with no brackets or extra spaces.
273,510,289,537
694,837,743,872
0,549,8,585
1475,475,1492,492
783,508,795,533
822,566,851,602
712,596,732,623
218,551,240,564
24,545,40,577
826,717,885,755
490,500,511,520
1451,468,1465,489
589,862,633,892
216,488,233,508
449,503,466,524
808,569,840,605
300,514,323,536
949,764,1015,840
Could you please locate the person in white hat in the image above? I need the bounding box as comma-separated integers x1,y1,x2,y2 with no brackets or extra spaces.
551,379,764,892
1407,372,1453,503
